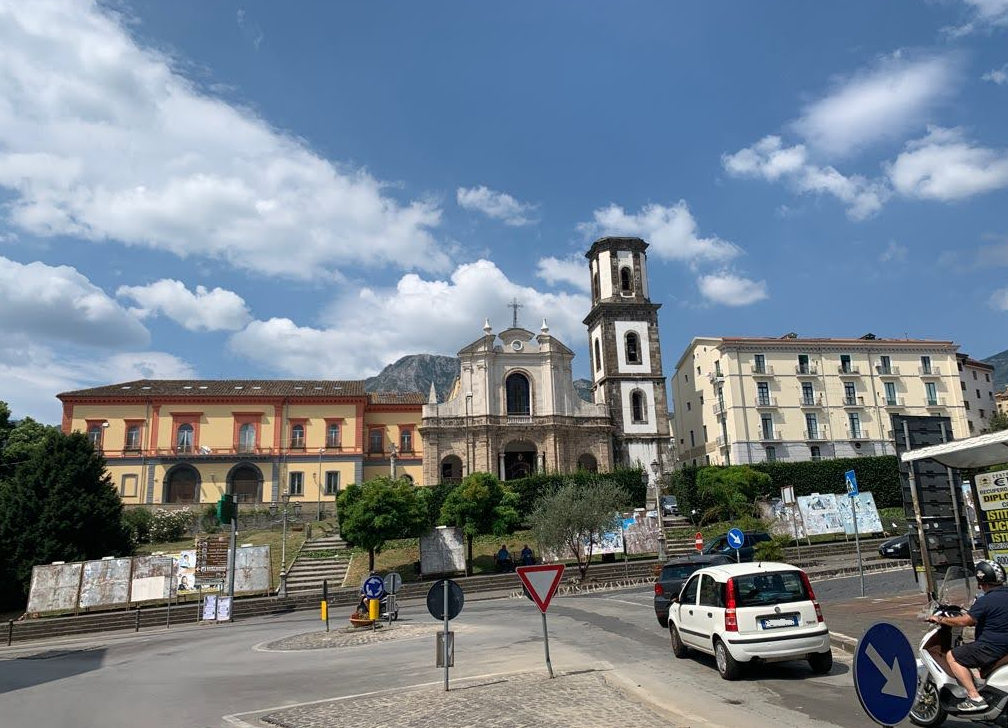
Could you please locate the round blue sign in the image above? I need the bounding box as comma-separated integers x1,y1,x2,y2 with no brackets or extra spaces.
727,528,745,550
853,622,917,727
362,575,385,599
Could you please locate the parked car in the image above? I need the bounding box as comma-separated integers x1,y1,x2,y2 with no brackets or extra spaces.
878,534,910,559
668,562,832,680
654,554,732,627
660,495,679,517
704,531,772,562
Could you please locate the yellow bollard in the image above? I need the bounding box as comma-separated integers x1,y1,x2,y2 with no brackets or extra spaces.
320,600,328,621
368,598,380,620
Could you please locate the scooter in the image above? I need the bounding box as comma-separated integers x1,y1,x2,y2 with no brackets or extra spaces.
911,568,1008,726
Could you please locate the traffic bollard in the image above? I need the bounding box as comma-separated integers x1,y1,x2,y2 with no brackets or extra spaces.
7,619,12,646
134,609,141,632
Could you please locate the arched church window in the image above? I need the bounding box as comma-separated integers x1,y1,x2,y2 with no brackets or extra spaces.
594,339,602,372
505,372,531,415
620,266,632,293
592,272,600,301
625,332,641,364
631,389,647,423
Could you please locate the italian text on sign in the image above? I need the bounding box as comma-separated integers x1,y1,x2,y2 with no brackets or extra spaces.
976,469,1008,565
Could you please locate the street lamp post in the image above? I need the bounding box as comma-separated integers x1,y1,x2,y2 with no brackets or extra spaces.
651,459,667,561
389,443,398,480
316,447,324,522
279,491,291,597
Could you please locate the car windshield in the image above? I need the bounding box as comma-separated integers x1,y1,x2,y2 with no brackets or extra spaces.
661,564,700,580
733,570,809,607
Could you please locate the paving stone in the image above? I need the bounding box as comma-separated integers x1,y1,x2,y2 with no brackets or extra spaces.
261,670,684,728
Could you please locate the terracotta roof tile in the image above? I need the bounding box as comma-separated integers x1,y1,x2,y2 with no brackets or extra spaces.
367,392,425,405
58,379,367,399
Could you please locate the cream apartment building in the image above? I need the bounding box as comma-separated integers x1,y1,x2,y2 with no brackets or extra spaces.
671,335,969,466
957,354,997,435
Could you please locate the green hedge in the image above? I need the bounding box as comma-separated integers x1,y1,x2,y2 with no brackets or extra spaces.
505,467,648,517
668,456,901,519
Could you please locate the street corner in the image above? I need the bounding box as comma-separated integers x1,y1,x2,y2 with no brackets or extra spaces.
253,669,685,728
255,622,470,652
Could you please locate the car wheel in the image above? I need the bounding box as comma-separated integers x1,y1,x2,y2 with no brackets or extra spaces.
808,650,833,675
909,676,947,727
714,639,741,680
669,623,689,658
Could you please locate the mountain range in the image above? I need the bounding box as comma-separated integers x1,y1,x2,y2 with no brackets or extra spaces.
364,354,594,403
984,348,1008,391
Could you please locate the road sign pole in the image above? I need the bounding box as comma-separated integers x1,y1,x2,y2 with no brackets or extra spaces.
443,578,449,691
540,612,554,679
852,493,865,597
226,514,237,613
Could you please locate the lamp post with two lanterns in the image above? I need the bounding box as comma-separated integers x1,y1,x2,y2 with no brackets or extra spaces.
641,458,667,561
271,491,292,597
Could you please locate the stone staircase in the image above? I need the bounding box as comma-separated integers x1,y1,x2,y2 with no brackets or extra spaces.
283,533,352,593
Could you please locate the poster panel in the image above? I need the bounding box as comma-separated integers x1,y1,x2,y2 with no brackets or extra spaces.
420,526,466,575
758,499,806,539
176,550,198,594
130,555,174,602
796,493,844,536
233,545,271,594
216,596,232,621
589,524,624,555
974,469,1008,566
622,509,661,555
78,558,132,609
27,562,83,614
202,594,218,621
835,492,884,535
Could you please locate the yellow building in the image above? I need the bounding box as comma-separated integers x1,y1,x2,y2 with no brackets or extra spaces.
57,380,424,509
997,388,1008,418
671,335,969,466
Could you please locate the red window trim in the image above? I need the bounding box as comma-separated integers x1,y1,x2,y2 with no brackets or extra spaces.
232,412,262,452
171,412,201,452
85,419,107,449
123,419,145,451
398,424,416,453
368,427,385,454
288,417,308,448
324,418,345,449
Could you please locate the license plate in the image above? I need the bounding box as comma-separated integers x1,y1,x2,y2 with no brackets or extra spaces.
760,615,799,629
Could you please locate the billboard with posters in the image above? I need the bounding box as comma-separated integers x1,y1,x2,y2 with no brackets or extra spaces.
78,558,132,609
973,469,1008,566
835,492,884,535
175,550,198,594
130,555,174,603
796,493,844,536
26,562,83,614
621,509,661,555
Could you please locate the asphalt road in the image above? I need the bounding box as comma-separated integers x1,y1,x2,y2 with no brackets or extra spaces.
0,570,941,728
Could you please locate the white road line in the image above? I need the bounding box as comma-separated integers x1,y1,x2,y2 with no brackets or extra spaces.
601,597,650,608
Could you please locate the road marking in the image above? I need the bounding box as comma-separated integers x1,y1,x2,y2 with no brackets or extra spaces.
601,597,650,608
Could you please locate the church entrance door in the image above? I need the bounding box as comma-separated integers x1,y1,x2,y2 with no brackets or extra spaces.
503,440,537,480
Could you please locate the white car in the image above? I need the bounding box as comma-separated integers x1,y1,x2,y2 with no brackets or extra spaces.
667,561,832,680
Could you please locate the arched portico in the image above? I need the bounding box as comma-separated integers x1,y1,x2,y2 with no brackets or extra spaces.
227,462,263,503
503,439,537,480
163,463,201,504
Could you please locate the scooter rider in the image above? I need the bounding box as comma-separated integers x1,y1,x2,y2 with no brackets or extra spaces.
928,560,1008,712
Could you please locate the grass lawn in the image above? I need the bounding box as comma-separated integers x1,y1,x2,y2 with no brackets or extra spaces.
137,522,315,595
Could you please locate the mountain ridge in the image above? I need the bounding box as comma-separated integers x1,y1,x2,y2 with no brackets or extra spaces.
983,348,1008,391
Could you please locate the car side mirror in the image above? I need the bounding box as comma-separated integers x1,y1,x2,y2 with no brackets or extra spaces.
671,597,678,604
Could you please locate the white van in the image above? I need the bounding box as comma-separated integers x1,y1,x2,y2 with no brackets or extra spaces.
668,561,832,679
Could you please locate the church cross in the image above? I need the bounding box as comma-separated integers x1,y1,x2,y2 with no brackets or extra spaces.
508,298,523,328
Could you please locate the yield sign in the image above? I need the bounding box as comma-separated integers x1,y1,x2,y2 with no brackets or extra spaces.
516,564,565,613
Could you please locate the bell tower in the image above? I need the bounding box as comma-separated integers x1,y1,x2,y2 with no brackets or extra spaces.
583,237,671,471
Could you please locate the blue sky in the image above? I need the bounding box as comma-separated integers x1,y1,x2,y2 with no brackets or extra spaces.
2,0,1008,422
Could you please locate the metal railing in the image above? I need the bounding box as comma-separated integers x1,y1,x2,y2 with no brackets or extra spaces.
708,370,724,383
795,364,818,375
926,396,945,407
750,363,775,375
876,365,900,376
759,430,781,441
842,395,865,406
846,428,869,440
838,365,861,375
805,428,827,440
799,395,823,406
919,366,942,376
754,395,777,407
883,396,904,407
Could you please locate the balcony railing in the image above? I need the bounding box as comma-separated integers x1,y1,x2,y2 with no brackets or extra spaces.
288,438,306,450
507,415,533,425
926,396,945,407
754,395,778,407
842,395,865,407
712,402,725,416
715,435,727,447
750,363,775,376
883,396,905,407
708,370,724,383
805,428,827,441
326,438,341,449
799,395,823,407
919,366,942,377
759,430,781,441
876,365,900,376
838,365,861,375
795,364,818,376
846,428,870,440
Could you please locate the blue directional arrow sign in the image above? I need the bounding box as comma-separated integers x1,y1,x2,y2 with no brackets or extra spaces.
853,622,917,727
362,575,385,599
846,469,859,497
727,528,744,550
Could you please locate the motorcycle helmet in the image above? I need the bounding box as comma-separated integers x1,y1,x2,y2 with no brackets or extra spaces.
976,559,1006,586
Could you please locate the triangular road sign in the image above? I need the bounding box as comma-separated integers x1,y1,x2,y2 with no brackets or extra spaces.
516,564,565,613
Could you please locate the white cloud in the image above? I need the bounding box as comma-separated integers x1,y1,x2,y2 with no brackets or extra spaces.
696,273,768,306
228,260,590,378
236,8,264,50
793,54,956,157
991,288,1008,311
578,201,740,264
117,279,252,332
535,255,589,291
879,241,909,263
983,64,1008,84
0,256,149,347
456,186,537,226
0,0,448,279
0,336,195,422
947,0,1008,35
722,136,889,220
888,127,1008,201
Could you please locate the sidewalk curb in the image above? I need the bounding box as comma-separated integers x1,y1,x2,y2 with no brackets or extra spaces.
830,630,858,654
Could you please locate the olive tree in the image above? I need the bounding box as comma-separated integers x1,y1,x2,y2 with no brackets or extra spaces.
528,477,628,581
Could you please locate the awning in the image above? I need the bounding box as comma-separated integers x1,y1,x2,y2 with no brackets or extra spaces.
899,429,1008,470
